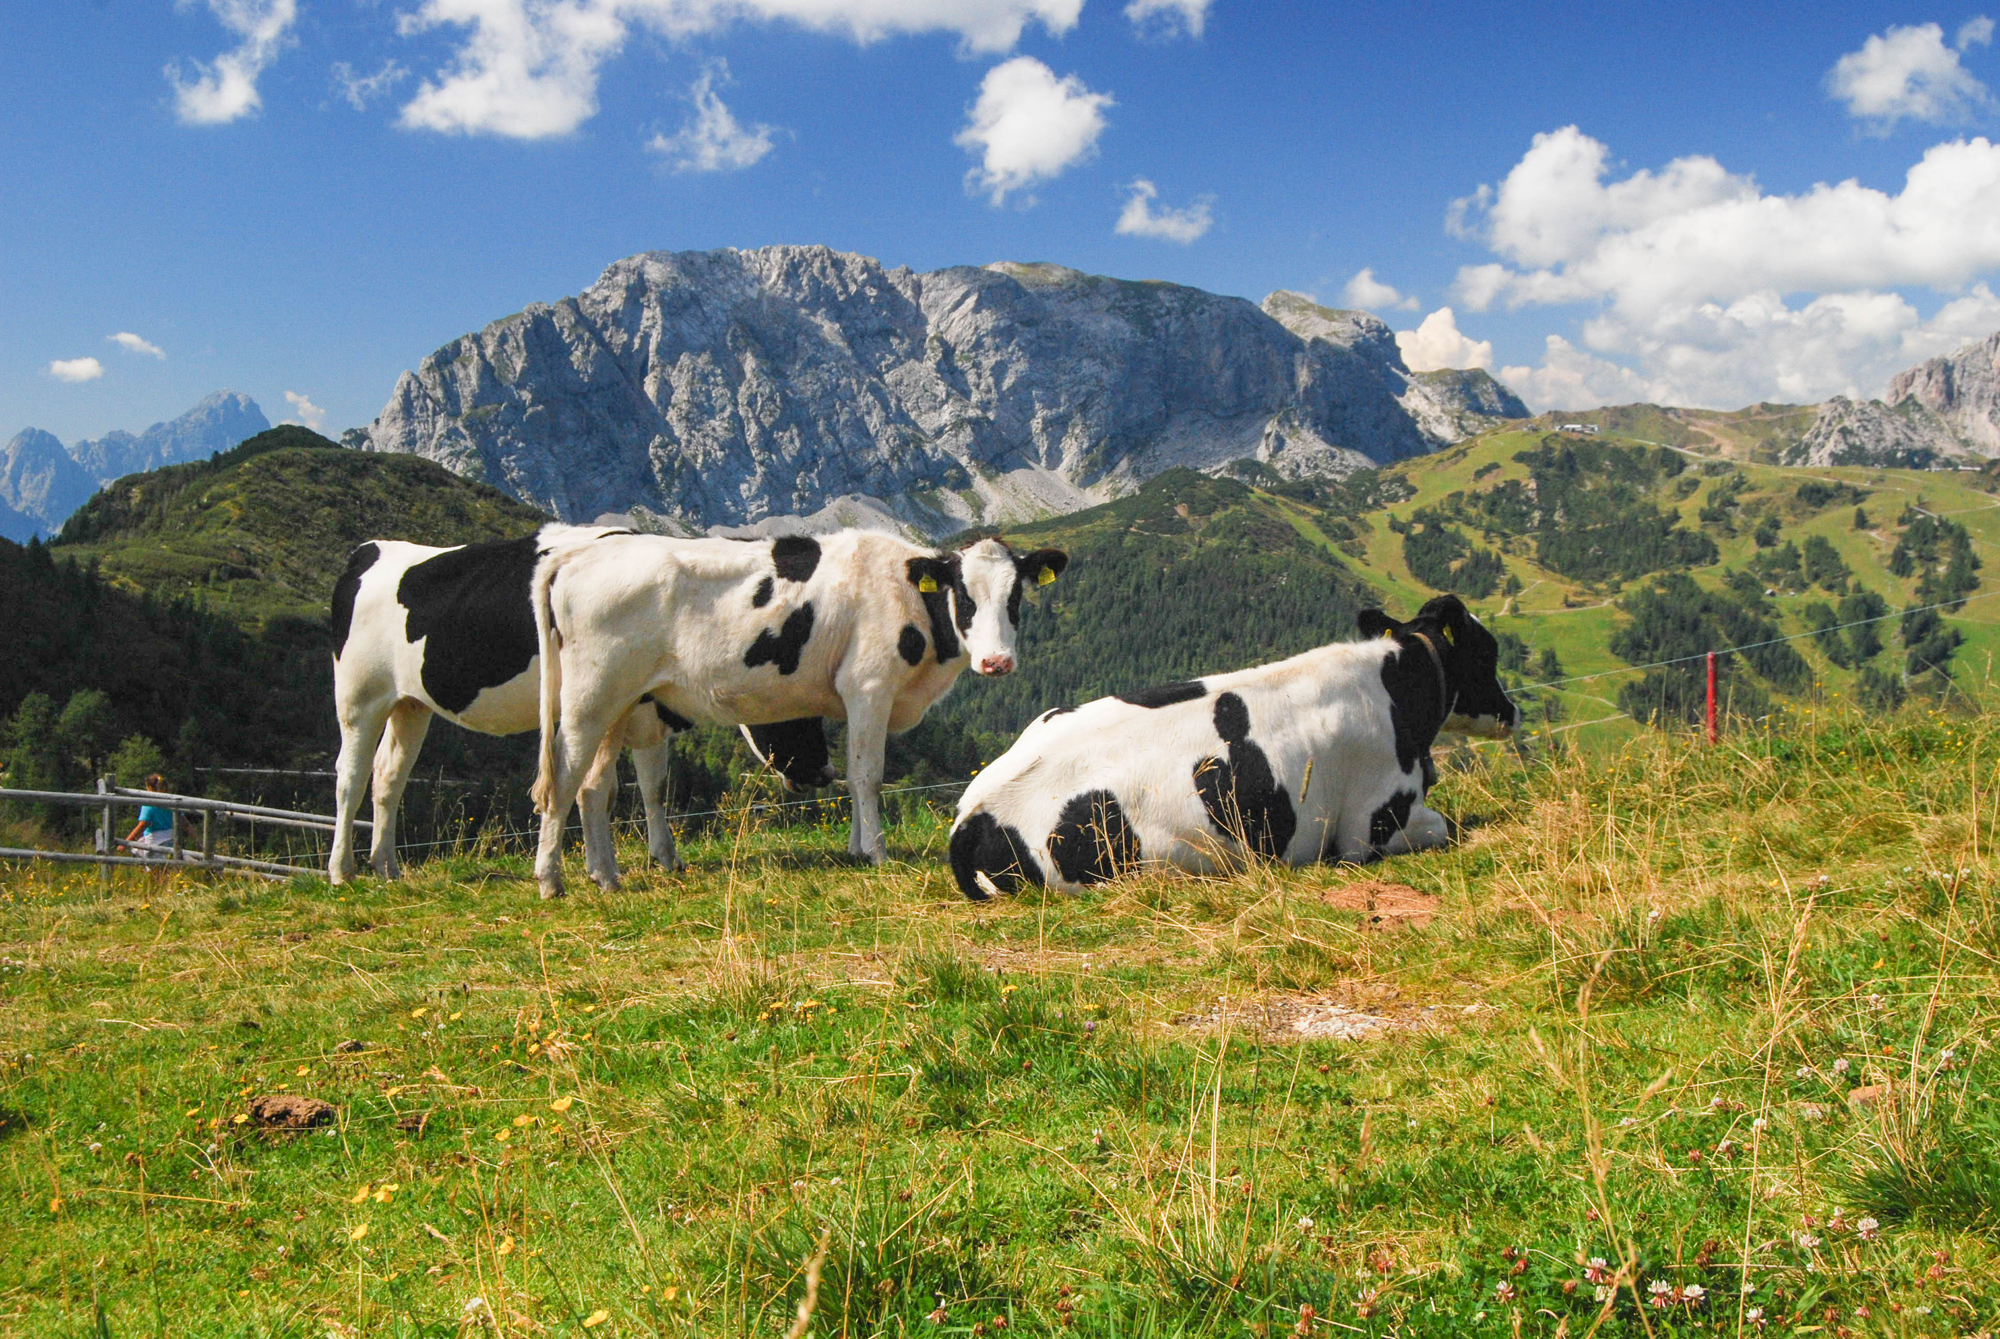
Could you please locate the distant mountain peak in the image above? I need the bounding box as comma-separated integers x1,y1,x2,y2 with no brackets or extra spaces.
0,392,269,541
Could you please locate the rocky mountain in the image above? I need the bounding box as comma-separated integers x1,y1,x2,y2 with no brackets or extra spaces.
0,392,270,540
359,245,1527,534
1884,330,2000,453
1782,395,1958,469
67,391,269,481
0,429,96,542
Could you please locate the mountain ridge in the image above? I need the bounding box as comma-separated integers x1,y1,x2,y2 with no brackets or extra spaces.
359,245,1528,536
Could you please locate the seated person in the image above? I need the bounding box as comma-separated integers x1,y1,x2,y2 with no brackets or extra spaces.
124,775,176,857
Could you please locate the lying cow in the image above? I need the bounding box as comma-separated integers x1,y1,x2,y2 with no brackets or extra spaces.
947,595,1515,897
326,525,833,884
529,530,1067,898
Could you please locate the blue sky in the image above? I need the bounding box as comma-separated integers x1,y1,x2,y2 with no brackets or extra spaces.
9,1,2000,443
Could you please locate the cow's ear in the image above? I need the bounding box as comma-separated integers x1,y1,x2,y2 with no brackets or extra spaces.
1019,548,1068,586
907,556,952,595
1425,594,1470,647
1357,608,1399,640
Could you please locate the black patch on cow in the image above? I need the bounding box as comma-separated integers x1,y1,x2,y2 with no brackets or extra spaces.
330,541,380,658
1006,575,1025,627
1047,790,1141,886
1192,692,1297,860
772,535,821,582
1036,705,1076,724
396,535,542,715
897,624,927,667
1117,680,1206,709
744,603,815,676
949,812,1044,900
1420,755,1438,792
906,557,963,664
752,576,775,608
1212,690,1250,743
1368,790,1417,849
745,718,835,790
1378,649,1446,775
643,695,693,733
1008,548,1067,626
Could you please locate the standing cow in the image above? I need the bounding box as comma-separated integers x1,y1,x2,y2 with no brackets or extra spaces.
326,525,834,884
528,531,1067,898
947,594,1516,897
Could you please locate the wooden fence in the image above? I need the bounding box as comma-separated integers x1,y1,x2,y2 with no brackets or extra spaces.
0,780,365,883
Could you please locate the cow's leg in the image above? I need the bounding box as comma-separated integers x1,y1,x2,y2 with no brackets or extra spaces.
1377,803,1450,856
534,701,624,900
576,743,623,892
841,694,892,865
629,740,682,871
329,691,396,884
367,699,432,880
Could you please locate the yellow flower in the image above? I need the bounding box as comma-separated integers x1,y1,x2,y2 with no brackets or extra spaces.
295,1065,309,1076
411,1006,428,1019
449,1011,463,1021
663,1287,678,1301
497,1235,515,1257
513,1113,535,1128
349,1223,369,1241
550,1096,575,1113
350,1184,372,1204
583,1309,610,1328
495,1129,511,1142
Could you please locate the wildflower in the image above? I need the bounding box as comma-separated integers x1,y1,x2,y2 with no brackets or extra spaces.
1584,1258,1611,1285
1494,1282,1517,1304
1297,1216,1315,1230
88,1142,102,1154
1682,1283,1705,1305
927,1306,948,1324
1592,1286,1612,1303
1709,1096,1724,1109
1858,1217,1881,1242
1796,1066,1811,1078
1792,1231,1821,1250
1295,1303,1317,1335
1833,1058,1849,1074
1619,1116,1636,1127
1715,1139,1737,1159
1647,1280,1673,1308
1751,1117,1768,1130
1827,1208,1848,1232
1746,1306,1766,1328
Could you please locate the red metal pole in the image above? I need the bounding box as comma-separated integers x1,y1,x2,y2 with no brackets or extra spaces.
1705,651,1717,744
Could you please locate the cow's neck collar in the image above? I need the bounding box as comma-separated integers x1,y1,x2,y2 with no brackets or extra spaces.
1406,630,1454,722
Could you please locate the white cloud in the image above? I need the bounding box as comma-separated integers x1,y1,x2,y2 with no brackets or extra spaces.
1828,20,1991,130
167,0,299,126
1498,336,1653,412
1342,267,1418,312
1124,0,1208,38
107,332,166,360
1114,179,1211,242
397,0,1083,139
48,358,105,384
1447,125,2000,407
283,391,327,431
647,63,776,172
1395,308,1493,373
956,56,1111,205
333,59,409,111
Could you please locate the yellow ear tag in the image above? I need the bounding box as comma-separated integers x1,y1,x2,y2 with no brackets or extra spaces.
1036,567,1056,586
1441,625,1456,645
918,575,939,593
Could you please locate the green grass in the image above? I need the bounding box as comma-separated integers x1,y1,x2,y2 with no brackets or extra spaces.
4,710,1998,1336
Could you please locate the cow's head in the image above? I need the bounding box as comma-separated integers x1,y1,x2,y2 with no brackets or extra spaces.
740,719,837,793
908,539,1068,677
1357,595,1517,738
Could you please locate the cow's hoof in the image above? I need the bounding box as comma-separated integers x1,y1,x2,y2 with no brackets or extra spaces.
538,880,566,900
590,873,622,893
652,855,686,874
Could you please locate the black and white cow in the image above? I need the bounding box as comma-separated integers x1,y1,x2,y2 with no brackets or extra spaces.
326,525,833,884
946,595,1516,898
528,530,1067,898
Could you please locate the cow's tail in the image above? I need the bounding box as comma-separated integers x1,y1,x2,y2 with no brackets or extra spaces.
530,546,566,815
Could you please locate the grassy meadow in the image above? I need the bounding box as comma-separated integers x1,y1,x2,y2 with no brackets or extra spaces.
2,709,1998,1338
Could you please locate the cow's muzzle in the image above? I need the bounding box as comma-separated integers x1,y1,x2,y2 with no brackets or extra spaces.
977,655,1016,676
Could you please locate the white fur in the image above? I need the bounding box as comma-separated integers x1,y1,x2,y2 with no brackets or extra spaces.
529,532,1043,896
327,524,676,885
955,638,1456,892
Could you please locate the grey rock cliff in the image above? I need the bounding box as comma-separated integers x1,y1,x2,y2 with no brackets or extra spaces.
361,246,1528,533
1783,396,1960,469
1886,331,2000,453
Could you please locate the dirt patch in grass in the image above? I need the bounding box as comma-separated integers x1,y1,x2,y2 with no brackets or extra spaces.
1170,984,1496,1043
1318,879,1439,929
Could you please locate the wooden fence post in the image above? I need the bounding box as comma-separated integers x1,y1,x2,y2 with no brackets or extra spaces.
96,776,111,894
1705,652,1718,745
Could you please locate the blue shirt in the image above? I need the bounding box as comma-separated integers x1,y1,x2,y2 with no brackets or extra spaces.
136,805,173,834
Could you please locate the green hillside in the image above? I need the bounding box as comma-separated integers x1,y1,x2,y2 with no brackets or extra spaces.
54,425,546,627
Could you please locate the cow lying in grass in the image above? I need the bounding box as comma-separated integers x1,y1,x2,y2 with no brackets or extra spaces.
947,594,1515,898
326,525,832,884
529,530,1067,898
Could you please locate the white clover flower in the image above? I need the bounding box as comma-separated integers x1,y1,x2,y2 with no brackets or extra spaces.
1298,1216,1315,1230
1857,1217,1880,1242
1751,1117,1768,1130
1619,1116,1637,1127
1682,1283,1705,1302
1795,1066,1811,1078
1593,1285,1612,1302
1833,1058,1849,1074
